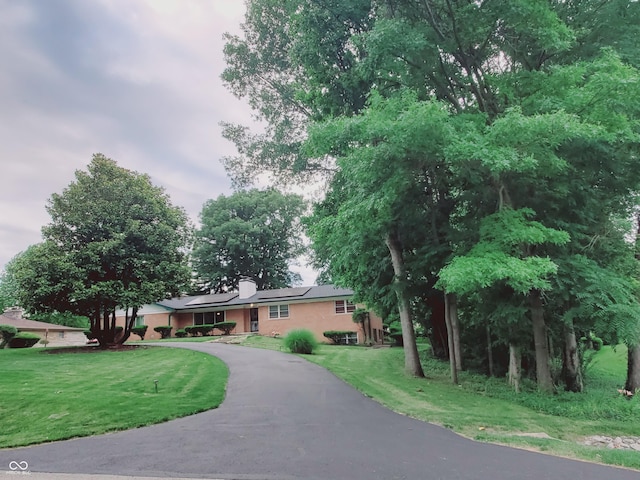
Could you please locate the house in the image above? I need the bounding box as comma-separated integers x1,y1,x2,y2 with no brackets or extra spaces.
116,280,385,344
0,307,87,348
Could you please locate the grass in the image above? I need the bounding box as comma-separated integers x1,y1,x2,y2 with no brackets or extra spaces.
0,345,227,448
240,335,640,470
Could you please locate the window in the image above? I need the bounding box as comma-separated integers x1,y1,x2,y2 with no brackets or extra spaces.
335,300,356,314
58,331,65,339
269,304,289,319
134,315,145,327
194,311,225,325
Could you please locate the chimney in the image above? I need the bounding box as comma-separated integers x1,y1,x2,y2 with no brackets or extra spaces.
238,277,257,299
3,307,24,319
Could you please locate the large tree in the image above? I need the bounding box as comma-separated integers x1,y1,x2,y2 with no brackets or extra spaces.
192,189,306,292
225,0,640,389
12,154,191,347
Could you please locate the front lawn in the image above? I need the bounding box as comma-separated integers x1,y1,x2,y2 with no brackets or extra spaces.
0,346,227,448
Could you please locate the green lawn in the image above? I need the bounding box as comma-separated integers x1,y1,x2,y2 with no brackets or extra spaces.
0,346,227,448
241,336,640,470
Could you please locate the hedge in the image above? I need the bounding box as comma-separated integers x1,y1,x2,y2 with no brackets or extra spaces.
153,325,173,339
214,322,236,335
131,325,148,340
9,332,41,348
185,325,214,336
0,324,18,349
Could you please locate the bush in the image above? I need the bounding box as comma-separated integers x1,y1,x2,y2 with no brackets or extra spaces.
185,325,214,336
9,332,41,348
0,324,18,349
153,325,173,339
131,325,148,340
175,329,187,338
323,330,355,344
284,329,318,354
214,322,236,335
83,330,95,340
388,321,404,347
592,336,604,351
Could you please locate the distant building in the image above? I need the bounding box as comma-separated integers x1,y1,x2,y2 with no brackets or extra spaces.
1,307,86,348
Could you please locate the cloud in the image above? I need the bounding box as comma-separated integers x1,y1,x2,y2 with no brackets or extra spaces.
0,0,317,285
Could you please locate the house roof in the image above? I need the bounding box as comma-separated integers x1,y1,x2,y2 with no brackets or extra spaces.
0,314,85,331
157,284,354,312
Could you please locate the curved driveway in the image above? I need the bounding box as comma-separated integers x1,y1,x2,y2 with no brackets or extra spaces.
0,343,638,480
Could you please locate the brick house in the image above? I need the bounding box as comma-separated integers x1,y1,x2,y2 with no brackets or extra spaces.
116,280,384,344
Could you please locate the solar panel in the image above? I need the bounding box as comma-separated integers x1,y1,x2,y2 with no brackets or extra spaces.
256,287,311,300
185,292,239,306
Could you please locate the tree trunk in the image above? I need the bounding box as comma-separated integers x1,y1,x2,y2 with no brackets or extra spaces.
530,290,554,393
445,293,462,372
118,306,137,345
385,231,424,378
625,344,640,393
444,293,458,384
562,322,583,392
486,325,494,377
426,292,448,359
508,344,521,393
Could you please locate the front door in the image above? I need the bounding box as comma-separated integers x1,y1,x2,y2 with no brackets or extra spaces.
250,308,259,332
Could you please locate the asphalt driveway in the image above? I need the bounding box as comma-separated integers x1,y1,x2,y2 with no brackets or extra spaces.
0,342,638,480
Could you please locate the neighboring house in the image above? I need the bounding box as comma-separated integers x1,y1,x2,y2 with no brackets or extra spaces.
0,307,87,348
116,280,385,344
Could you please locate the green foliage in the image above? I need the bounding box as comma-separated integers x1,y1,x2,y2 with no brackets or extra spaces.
0,324,18,349
388,321,404,347
284,329,318,354
8,332,40,348
131,325,148,340
153,326,173,339
30,312,89,329
323,330,356,345
10,154,192,347
225,0,640,390
214,322,237,335
192,189,306,293
351,308,368,324
184,325,214,337
174,329,187,338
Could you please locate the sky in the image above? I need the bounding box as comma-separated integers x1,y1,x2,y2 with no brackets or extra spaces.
0,0,317,286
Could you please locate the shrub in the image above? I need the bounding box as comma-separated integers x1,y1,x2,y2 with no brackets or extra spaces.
214,322,236,335
131,325,148,340
83,330,95,340
174,328,187,338
9,332,41,348
185,325,214,336
323,330,355,344
284,329,318,354
592,336,604,351
153,325,173,339
388,321,404,347
0,324,18,349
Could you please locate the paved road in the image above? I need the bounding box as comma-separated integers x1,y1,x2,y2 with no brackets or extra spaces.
0,343,638,480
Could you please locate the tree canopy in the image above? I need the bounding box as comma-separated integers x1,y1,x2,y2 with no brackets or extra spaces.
192,189,306,292
224,0,640,387
11,154,191,346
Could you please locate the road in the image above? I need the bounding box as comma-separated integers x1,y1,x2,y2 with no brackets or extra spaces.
0,342,637,480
